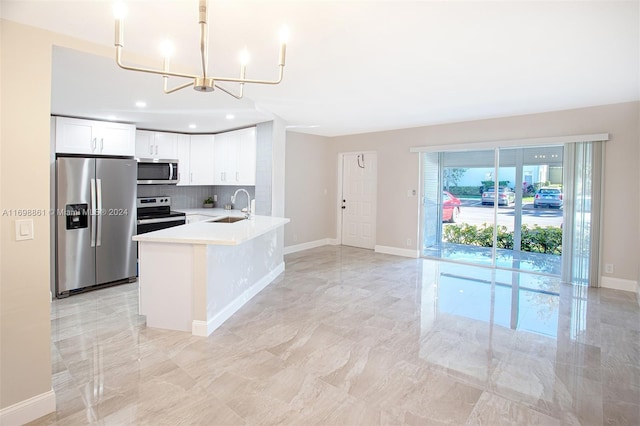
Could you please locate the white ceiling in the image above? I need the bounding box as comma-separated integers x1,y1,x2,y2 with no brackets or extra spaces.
2,0,639,137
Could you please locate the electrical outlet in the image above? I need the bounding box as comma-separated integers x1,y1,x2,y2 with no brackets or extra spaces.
605,263,614,274
406,238,412,246
213,194,218,202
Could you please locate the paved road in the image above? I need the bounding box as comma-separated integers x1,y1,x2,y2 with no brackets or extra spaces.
451,199,563,230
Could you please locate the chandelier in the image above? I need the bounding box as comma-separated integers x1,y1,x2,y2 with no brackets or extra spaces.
113,0,288,99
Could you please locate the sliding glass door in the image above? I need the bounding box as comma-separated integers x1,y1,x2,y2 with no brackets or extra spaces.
421,145,565,276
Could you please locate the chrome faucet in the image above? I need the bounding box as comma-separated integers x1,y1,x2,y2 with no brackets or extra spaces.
231,189,252,219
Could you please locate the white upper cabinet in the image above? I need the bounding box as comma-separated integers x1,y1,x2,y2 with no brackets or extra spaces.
55,117,135,156
235,127,257,186
188,135,216,186
213,131,234,185
176,134,191,186
213,127,256,186
135,130,178,159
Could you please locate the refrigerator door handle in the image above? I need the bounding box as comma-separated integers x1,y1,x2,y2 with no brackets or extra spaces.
90,178,97,247
96,178,103,247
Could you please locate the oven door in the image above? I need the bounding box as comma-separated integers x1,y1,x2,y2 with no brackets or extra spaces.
137,216,186,234
137,159,179,184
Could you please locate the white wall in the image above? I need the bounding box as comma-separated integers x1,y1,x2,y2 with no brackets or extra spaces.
0,20,170,422
284,132,336,247
1,20,59,418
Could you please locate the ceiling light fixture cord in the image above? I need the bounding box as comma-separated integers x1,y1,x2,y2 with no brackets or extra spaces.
113,0,287,99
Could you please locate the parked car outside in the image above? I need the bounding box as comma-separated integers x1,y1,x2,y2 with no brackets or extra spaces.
534,187,563,208
481,186,515,206
443,191,461,223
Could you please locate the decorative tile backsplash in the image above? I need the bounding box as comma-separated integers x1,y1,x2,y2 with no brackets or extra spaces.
137,185,255,209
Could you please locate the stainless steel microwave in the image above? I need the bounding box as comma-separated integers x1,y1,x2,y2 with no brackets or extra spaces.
136,158,179,184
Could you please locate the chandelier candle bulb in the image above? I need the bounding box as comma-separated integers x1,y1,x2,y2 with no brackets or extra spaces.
113,1,126,47
113,1,127,20
279,25,290,44
279,26,289,66
279,44,287,67
239,48,250,66
115,19,124,47
160,40,175,59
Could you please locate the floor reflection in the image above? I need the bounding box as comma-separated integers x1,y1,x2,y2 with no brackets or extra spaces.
418,257,638,424
433,263,561,337
424,242,562,275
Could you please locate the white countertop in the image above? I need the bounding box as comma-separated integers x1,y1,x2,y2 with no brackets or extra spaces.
133,214,289,245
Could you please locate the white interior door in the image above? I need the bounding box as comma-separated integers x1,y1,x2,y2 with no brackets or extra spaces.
341,152,377,249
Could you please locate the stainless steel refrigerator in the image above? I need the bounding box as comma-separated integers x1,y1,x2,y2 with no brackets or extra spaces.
56,157,137,296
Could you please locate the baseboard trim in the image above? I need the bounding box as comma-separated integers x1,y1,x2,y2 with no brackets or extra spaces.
600,276,638,293
374,245,420,259
284,238,338,255
192,262,285,337
0,389,56,426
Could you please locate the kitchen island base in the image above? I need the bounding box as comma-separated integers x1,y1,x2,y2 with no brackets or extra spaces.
137,226,285,336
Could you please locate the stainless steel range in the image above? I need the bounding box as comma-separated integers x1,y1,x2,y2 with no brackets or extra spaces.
136,197,186,234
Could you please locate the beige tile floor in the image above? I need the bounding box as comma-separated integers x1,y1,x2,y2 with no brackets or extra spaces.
31,246,639,425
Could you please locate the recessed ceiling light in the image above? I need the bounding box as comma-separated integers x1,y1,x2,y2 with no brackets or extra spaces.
135,101,147,108
189,124,197,129
285,124,320,129
225,114,235,120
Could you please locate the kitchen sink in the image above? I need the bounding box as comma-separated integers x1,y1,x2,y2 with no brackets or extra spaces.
207,216,246,224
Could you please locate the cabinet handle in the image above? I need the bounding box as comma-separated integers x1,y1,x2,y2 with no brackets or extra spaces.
100,138,104,152
149,144,153,155
190,172,193,183
236,172,239,181
155,145,158,155
92,137,97,152
221,172,225,182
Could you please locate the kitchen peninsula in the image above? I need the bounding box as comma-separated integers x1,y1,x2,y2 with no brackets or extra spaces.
133,212,289,336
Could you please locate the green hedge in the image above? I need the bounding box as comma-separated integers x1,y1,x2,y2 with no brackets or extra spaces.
443,223,562,255
447,186,483,196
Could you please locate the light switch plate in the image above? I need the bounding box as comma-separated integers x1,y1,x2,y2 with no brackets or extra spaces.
15,219,34,241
